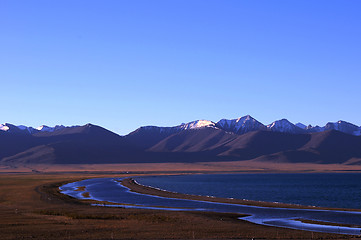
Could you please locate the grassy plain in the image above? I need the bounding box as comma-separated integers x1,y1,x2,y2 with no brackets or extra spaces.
1,162,361,239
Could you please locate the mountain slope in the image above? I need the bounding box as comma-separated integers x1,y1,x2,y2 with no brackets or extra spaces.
1,118,361,166
299,130,361,163
0,124,139,165
267,119,306,134
253,130,361,164
218,130,310,159
149,129,312,161
323,121,361,136
216,115,266,134
149,127,237,153
124,120,216,149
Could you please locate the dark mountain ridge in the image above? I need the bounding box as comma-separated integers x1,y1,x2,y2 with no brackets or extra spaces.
0,124,143,165
1,118,361,166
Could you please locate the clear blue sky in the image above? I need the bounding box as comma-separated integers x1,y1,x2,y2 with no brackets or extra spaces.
1,0,360,135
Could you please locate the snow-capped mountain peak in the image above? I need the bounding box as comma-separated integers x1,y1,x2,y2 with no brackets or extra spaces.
267,119,304,133
0,123,37,134
2,117,361,137
236,114,251,122
178,120,216,130
36,125,52,132
216,115,266,134
0,123,10,131
268,119,287,129
0,123,24,133
36,125,66,132
324,120,360,136
131,120,217,136
0,123,73,134
305,124,324,133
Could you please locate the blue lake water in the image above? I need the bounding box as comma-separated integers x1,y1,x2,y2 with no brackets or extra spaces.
136,173,361,210
59,174,361,235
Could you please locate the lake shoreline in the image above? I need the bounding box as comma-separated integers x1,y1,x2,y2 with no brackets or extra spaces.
60,176,361,236
2,171,360,239
122,177,361,212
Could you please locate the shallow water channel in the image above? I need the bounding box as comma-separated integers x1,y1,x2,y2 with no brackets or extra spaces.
60,178,361,235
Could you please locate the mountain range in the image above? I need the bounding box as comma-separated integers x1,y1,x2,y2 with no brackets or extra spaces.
1,116,361,166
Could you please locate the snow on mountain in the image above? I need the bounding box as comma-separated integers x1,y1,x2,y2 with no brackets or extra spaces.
216,115,266,134
295,123,307,129
177,120,216,130
2,118,361,137
0,123,73,134
306,125,324,133
132,120,217,136
323,120,360,136
267,119,305,134
0,123,10,131
137,125,176,134
0,123,26,133
36,125,66,132
36,125,50,131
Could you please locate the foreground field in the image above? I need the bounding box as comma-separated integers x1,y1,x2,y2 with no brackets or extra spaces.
2,160,361,173
0,172,360,239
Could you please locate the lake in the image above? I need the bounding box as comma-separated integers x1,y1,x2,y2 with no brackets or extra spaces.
60,173,361,235
136,173,361,210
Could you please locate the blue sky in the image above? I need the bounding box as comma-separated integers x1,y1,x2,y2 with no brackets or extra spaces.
1,1,360,135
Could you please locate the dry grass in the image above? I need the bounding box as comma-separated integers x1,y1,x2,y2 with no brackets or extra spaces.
0,172,359,239
81,192,90,198
295,219,361,228
75,186,86,191
2,160,361,174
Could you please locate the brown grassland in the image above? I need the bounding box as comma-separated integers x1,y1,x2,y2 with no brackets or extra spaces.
1,162,361,239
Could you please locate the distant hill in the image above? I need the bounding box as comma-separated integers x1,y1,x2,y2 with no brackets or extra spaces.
0,124,141,165
1,116,361,166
